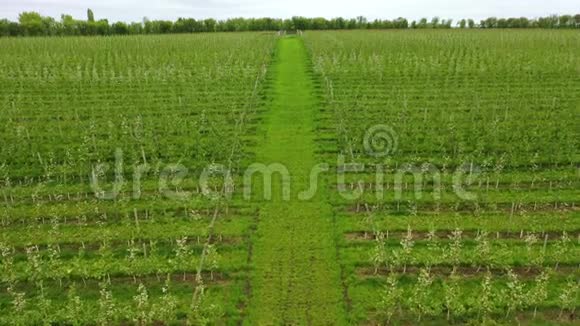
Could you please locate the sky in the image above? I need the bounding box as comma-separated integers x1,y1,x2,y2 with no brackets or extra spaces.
0,0,578,23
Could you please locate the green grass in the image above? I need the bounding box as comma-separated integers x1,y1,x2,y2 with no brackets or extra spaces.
247,36,346,324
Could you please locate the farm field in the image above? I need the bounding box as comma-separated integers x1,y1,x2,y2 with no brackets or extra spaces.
0,33,277,324
0,30,579,325
304,30,580,324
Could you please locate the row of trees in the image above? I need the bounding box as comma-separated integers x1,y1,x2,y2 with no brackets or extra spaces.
477,15,580,28
1,10,580,37
377,268,578,323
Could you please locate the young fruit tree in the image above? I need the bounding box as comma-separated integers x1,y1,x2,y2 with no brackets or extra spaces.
505,268,525,317
558,278,579,319
528,269,550,318
377,272,400,324
443,271,465,321
477,272,496,321
409,268,435,322
370,231,387,274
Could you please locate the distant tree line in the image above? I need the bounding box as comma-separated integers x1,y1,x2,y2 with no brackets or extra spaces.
1,10,579,37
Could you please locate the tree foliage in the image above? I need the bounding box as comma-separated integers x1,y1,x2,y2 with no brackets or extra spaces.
87,9,95,23
1,11,579,37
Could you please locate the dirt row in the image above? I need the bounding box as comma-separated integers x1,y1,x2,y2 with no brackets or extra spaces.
358,265,579,279
345,230,580,241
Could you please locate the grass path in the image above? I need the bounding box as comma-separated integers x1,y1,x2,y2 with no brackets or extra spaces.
246,37,346,324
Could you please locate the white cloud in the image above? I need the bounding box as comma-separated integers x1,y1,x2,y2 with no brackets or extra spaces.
0,0,578,22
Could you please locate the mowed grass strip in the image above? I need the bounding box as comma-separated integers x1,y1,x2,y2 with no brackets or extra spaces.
246,37,346,324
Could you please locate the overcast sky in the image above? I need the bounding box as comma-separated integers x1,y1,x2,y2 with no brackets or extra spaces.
1,0,578,22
